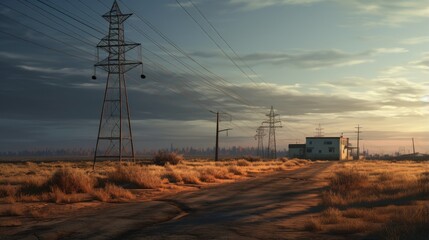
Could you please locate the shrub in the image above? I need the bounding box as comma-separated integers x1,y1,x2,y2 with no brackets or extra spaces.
48,168,94,194
304,217,322,232
240,156,262,162
320,207,342,224
92,189,110,202
0,184,17,198
162,170,183,183
228,166,244,175
108,165,162,189
236,159,251,166
104,183,135,200
153,151,183,166
180,171,200,184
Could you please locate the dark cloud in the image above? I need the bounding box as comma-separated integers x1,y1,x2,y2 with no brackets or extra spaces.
190,48,405,69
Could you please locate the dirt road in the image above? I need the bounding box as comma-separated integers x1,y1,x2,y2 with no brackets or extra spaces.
5,162,345,240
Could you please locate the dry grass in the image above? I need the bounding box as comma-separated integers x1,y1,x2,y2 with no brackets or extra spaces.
236,159,251,166
304,217,323,232
228,165,245,175
312,160,429,238
320,207,342,224
108,164,162,189
380,204,429,240
103,183,135,201
0,158,311,212
48,168,94,194
1,204,25,216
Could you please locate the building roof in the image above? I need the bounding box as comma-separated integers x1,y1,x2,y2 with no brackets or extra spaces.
306,136,346,139
289,144,306,148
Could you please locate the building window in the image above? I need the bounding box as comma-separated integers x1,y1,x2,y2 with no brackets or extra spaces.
329,147,335,153
309,141,312,144
307,148,313,153
324,141,333,145
318,150,322,153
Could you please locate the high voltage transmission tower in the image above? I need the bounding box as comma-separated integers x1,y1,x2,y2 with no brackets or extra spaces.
355,124,362,160
315,123,324,137
92,1,145,168
254,126,266,158
261,106,282,159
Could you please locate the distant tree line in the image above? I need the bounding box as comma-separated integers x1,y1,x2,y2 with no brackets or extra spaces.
0,146,289,158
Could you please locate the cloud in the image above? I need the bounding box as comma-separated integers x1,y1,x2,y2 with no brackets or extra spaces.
373,48,408,54
191,48,405,69
0,51,31,60
345,0,429,26
400,36,429,45
228,0,323,10
18,65,92,77
411,53,429,71
226,0,429,26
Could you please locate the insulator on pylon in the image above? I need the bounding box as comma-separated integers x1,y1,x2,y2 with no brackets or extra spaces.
92,66,97,80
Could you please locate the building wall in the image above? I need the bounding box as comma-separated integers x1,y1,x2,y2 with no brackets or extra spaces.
305,137,349,160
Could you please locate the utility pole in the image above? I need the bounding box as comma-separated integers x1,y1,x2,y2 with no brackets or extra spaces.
254,126,266,158
355,125,362,160
210,111,232,161
412,138,416,155
261,106,282,159
92,1,145,169
315,123,324,137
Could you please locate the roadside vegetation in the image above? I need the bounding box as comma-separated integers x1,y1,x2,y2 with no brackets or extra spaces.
305,160,429,240
0,156,310,220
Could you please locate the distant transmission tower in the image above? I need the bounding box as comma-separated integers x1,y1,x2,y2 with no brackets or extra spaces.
92,1,145,168
261,106,282,159
315,123,324,137
254,126,266,158
355,124,362,159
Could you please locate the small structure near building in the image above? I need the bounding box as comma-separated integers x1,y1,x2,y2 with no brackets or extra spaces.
288,144,306,158
288,136,351,160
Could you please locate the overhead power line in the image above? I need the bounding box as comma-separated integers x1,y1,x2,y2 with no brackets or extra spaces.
17,0,100,41
187,0,269,86
175,0,261,87
0,29,89,61
35,0,104,35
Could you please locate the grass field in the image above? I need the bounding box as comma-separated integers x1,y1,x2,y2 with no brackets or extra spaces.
0,157,310,223
305,160,429,240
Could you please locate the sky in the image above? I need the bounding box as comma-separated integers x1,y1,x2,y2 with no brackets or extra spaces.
0,0,428,154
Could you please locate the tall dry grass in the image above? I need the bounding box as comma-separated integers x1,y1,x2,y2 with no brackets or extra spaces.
380,204,429,240
107,164,162,189
48,168,94,194
312,160,429,238
0,158,311,207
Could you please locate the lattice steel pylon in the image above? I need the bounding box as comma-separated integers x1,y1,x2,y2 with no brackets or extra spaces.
261,106,282,159
92,1,145,168
254,126,266,158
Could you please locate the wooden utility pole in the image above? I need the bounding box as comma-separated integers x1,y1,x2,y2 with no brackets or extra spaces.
210,111,232,161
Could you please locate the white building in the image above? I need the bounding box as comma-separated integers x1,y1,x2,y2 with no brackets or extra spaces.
305,136,350,160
